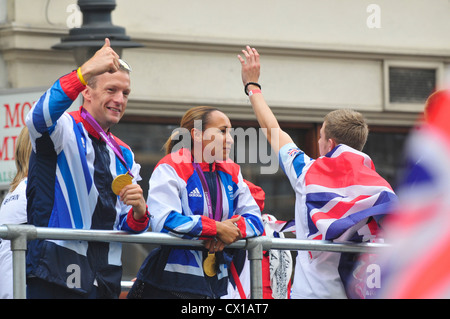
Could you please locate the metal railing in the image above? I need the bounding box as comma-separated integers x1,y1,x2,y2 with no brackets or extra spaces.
0,224,389,299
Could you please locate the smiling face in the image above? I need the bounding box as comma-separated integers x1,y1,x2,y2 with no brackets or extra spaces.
82,70,131,131
193,110,234,163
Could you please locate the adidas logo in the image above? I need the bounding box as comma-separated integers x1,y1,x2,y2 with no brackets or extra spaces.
189,188,202,198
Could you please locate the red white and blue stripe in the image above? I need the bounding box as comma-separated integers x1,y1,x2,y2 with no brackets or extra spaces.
380,90,450,299
25,70,150,298
135,148,263,298
279,141,396,298
304,145,396,243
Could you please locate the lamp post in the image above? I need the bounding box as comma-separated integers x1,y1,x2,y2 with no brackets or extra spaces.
52,0,142,66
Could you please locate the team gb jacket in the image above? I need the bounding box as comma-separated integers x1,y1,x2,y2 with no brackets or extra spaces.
135,148,264,298
25,70,150,298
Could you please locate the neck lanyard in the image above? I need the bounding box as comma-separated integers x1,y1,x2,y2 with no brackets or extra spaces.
192,162,222,221
80,108,134,178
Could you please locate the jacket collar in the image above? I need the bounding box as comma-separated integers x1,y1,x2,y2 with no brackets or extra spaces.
70,106,110,141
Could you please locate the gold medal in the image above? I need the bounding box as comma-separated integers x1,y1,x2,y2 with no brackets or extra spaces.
111,173,133,195
203,253,217,277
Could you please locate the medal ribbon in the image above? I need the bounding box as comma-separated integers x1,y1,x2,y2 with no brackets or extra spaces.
80,108,134,178
193,162,222,221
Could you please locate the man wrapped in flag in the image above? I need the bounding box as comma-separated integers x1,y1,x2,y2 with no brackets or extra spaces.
238,46,397,299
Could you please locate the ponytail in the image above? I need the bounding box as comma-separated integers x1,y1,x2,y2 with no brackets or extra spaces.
9,126,32,192
165,106,219,155
164,129,183,155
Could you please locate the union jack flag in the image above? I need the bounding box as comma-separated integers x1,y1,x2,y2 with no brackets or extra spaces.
262,216,296,236
287,148,300,157
301,143,397,298
304,144,397,246
380,90,450,299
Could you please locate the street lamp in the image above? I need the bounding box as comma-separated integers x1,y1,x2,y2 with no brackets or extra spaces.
52,0,143,66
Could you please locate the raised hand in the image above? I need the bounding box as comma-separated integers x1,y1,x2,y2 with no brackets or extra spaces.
237,46,294,153
78,38,121,84
238,46,261,87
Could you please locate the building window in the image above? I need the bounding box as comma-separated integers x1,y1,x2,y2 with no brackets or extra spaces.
389,67,436,104
384,60,443,112
362,126,410,190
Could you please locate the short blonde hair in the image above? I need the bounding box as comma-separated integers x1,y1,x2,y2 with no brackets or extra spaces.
324,109,368,151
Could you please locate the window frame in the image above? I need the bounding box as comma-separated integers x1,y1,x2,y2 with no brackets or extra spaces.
383,60,444,113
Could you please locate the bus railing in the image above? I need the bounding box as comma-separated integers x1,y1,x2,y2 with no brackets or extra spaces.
0,224,389,299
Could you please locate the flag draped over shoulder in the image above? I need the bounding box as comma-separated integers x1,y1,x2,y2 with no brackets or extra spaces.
304,145,397,244
380,90,450,299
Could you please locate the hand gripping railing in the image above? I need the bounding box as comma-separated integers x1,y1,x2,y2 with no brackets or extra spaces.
0,224,389,299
